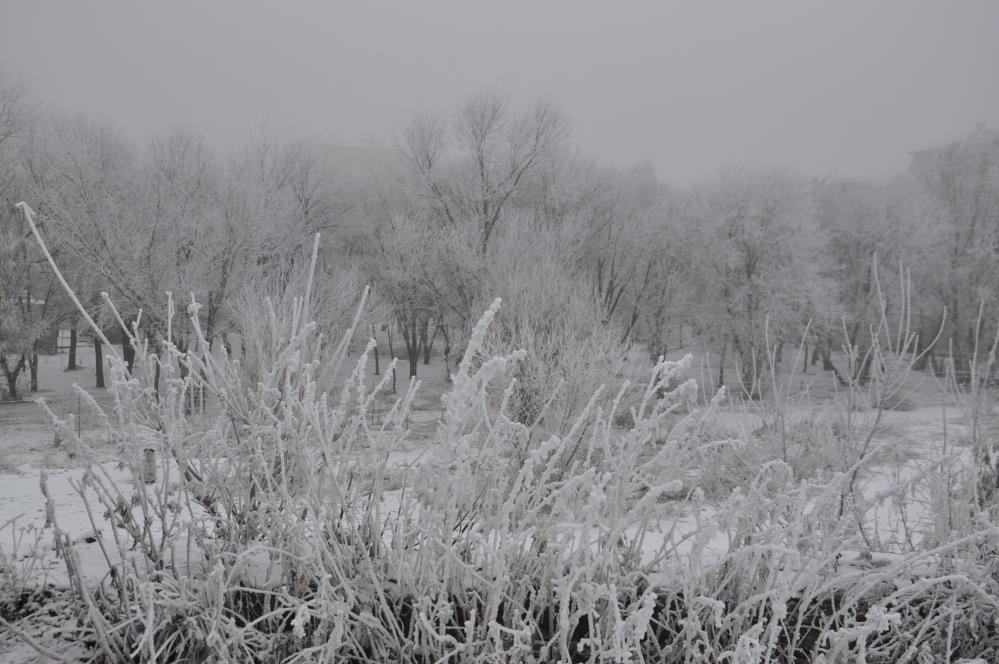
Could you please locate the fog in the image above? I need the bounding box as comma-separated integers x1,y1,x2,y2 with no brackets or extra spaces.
2,0,997,183
6,4,999,662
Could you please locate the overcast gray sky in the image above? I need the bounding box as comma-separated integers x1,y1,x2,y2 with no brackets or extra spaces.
2,1,998,184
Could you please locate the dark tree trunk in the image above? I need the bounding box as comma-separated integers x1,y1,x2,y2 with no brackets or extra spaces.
0,353,27,400
205,290,217,351
822,337,835,371
820,339,849,386
29,351,38,393
440,323,452,381
94,337,105,389
407,344,419,379
67,323,78,370
401,320,419,379
122,318,136,374
417,319,428,368
372,324,380,375
397,308,421,379
154,353,161,400
423,319,437,365
717,340,728,388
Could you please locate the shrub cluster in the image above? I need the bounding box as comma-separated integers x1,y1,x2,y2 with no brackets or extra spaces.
3,290,999,664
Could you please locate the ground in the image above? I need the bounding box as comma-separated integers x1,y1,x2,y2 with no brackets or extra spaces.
0,346,989,661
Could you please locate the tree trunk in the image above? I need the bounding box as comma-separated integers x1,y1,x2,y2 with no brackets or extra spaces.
205,290,217,352
372,324,380,375
0,353,27,400
821,339,848,386
122,319,136,374
29,351,38,393
423,319,438,365
67,323,78,370
398,310,421,379
407,343,419,379
440,323,452,381
717,340,727,388
154,354,161,400
401,319,419,379
417,318,428,368
94,336,105,389
822,337,835,371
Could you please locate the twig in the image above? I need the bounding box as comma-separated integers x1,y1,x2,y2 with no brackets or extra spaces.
14,202,119,357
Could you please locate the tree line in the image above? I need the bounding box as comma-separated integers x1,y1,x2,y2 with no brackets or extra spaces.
1,76,997,414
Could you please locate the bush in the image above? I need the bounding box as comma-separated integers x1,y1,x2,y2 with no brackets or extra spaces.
478,248,625,434
8,287,999,663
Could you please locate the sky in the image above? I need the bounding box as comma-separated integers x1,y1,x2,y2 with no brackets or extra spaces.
1,1,998,185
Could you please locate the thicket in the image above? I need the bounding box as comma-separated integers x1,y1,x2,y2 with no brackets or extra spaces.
3,212,998,663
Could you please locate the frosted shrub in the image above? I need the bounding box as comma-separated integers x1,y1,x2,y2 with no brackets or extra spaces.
28,288,998,662
479,252,624,434
9,205,999,662
226,240,369,393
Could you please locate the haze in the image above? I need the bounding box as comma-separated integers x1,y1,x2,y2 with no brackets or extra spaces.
1,0,998,183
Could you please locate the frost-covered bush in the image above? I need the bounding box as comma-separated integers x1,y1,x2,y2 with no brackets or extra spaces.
226,238,371,392
478,239,624,433
20,288,995,663
8,216,999,662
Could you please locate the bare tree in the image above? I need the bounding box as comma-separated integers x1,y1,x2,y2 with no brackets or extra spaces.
816,175,944,376
691,166,835,397
0,73,50,398
401,93,569,256
367,211,437,379
913,132,999,371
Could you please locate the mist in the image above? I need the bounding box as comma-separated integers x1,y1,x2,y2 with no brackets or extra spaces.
2,1,998,183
